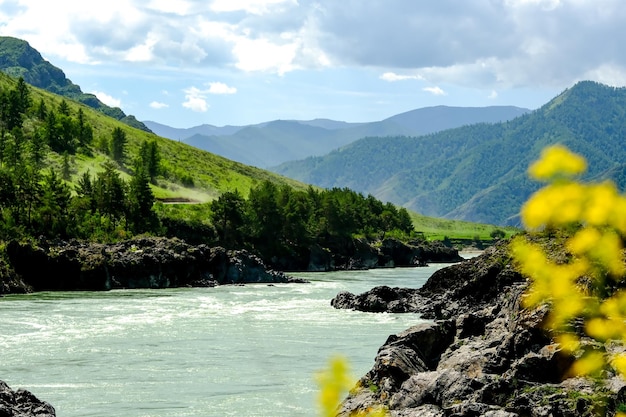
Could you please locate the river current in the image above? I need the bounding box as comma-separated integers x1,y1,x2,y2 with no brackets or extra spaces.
0,264,451,416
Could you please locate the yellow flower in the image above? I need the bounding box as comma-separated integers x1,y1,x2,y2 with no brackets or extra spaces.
583,182,619,226
612,353,626,378
556,333,580,353
316,356,355,417
568,350,605,377
528,144,587,181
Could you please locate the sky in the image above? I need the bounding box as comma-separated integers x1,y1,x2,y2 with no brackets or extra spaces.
0,0,625,128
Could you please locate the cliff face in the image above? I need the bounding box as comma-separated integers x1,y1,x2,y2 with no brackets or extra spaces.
334,243,626,416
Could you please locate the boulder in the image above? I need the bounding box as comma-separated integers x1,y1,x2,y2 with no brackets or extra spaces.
330,286,425,313
0,380,55,417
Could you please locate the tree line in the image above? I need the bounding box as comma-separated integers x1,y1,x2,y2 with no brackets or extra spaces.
0,77,416,260
0,77,161,241
209,181,415,260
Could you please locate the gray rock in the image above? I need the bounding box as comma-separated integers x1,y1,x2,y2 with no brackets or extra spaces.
0,381,55,417
336,241,622,417
6,237,296,291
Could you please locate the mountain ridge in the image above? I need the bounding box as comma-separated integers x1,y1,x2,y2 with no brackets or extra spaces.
145,105,530,168
273,81,626,226
0,36,151,132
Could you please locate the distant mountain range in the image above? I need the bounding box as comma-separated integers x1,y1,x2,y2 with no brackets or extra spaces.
273,81,626,226
144,105,530,168
0,36,151,132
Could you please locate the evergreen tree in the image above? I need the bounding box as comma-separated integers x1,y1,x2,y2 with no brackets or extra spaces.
58,99,70,116
139,139,161,183
246,181,283,247
93,161,127,227
62,151,71,181
111,127,127,163
37,168,71,237
75,170,94,210
29,130,47,170
45,110,61,152
127,162,157,232
15,77,30,115
209,190,246,248
76,108,93,151
36,98,47,121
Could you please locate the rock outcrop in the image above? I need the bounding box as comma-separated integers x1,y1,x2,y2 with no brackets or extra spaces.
304,237,463,272
0,380,55,416
4,237,298,292
334,243,626,416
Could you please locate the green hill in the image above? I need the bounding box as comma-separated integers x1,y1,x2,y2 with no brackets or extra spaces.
0,36,151,132
0,35,517,248
273,81,626,226
0,70,307,204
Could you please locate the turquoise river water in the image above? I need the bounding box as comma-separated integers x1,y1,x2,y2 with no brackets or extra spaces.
0,264,452,416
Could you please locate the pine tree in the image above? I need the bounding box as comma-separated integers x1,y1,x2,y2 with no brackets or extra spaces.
127,162,157,233
210,190,246,247
111,127,127,163
139,139,161,183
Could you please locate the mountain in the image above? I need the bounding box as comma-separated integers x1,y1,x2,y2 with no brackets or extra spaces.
143,120,244,140
0,69,306,206
385,105,529,133
145,106,530,168
272,81,626,226
0,36,151,132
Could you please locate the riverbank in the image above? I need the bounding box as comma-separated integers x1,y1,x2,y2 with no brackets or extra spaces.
333,242,626,416
0,236,462,294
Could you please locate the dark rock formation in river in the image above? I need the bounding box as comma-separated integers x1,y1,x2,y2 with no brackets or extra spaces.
303,237,462,272
4,237,296,292
333,242,626,416
0,380,55,416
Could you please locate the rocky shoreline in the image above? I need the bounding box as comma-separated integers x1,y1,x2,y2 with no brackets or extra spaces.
0,237,301,293
0,381,55,417
332,242,626,416
0,236,462,294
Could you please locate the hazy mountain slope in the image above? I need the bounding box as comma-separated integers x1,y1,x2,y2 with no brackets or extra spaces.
147,106,529,168
0,36,151,132
385,105,530,133
143,120,243,140
273,81,626,225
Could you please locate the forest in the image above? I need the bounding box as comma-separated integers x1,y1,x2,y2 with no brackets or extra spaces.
0,77,416,264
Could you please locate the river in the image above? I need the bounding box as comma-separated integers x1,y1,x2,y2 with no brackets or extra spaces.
0,264,452,416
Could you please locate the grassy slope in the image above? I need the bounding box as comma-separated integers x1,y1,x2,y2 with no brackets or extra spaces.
11,73,517,241
410,211,518,240
17,74,307,202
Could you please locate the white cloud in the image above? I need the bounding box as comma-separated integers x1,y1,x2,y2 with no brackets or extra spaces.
208,82,237,94
423,86,447,96
3,0,626,100
92,91,122,107
380,72,423,82
182,86,210,112
147,0,193,16
210,0,296,15
232,37,298,74
150,101,169,109
488,90,498,99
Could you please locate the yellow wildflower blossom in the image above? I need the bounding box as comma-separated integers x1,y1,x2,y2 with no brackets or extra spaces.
528,144,587,181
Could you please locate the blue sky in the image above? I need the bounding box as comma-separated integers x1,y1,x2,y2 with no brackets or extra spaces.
0,0,624,128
